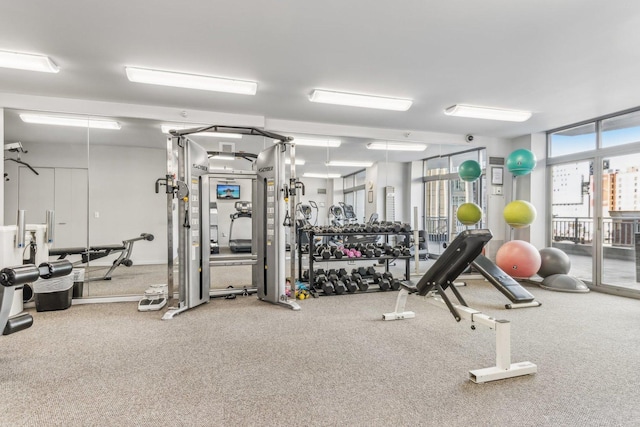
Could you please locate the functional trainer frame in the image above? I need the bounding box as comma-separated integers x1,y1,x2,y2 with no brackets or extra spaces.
383,229,537,383
160,126,300,319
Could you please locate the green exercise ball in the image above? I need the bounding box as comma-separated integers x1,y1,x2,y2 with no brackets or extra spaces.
503,200,536,228
458,160,482,182
506,149,536,176
457,202,482,226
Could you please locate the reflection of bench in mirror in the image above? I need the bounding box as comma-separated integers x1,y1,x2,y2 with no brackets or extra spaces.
49,233,154,282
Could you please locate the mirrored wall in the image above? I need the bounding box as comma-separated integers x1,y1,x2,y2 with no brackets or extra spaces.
3,108,471,299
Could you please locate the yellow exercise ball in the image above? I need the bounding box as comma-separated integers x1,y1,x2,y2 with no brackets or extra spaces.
456,202,482,226
503,200,536,228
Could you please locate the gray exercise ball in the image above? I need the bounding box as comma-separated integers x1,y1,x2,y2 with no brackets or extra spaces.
537,247,571,278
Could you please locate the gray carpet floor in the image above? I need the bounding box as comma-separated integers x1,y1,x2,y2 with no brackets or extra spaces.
2,280,639,426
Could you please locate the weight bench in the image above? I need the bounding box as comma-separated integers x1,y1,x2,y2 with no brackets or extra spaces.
49,233,154,281
383,229,537,383
471,254,541,309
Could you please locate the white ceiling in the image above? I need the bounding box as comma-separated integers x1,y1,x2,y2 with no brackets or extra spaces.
2,0,640,174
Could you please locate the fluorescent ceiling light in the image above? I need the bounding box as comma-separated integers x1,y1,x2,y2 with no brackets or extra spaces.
285,158,306,165
160,124,242,138
326,160,373,168
20,113,120,130
126,67,257,95
210,154,235,161
0,50,59,73
309,89,412,111
367,141,427,151
303,172,342,179
444,104,532,122
287,138,341,147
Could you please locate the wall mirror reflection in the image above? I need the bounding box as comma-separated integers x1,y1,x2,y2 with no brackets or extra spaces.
3,109,474,304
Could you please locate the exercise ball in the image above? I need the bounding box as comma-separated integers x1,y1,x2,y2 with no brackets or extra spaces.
496,240,541,278
506,149,537,176
503,200,536,228
456,202,482,225
541,274,589,293
537,247,571,278
458,160,482,182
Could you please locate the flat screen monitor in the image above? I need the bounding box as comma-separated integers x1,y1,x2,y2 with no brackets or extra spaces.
216,184,241,200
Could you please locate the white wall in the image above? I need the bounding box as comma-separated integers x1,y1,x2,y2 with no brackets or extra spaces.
4,141,89,224
4,141,167,264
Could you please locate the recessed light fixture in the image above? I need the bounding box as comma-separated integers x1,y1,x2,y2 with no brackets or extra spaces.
0,50,59,73
284,158,306,165
367,141,427,151
278,138,341,147
309,89,412,111
303,172,342,179
326,160,373,168
444,104,532,122
126,67,257,95
160,124,243,138
19,113,120,130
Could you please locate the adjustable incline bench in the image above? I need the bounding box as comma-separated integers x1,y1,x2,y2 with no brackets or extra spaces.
471,254,541,309
49,233,154,281
383,229,537,383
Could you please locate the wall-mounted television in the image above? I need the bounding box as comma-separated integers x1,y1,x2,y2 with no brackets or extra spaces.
217,184,241,200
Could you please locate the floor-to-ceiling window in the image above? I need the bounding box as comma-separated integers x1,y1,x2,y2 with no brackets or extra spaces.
423,148,486,255
343,170,366,223
548,108,640,297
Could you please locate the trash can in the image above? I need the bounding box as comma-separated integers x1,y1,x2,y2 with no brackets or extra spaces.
33,274,73,312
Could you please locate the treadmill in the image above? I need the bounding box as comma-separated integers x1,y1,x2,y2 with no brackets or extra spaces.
229,201,252,253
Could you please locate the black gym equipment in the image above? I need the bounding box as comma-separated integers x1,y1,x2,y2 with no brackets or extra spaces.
229,201,252,253
383,229,537,383
0,260,72,335
471,254,541,309
49,233,154,281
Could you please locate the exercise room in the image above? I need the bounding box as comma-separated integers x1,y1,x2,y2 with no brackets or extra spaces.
1,2,639,426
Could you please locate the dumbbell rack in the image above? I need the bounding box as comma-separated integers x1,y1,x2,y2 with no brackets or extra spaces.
297,229,412,295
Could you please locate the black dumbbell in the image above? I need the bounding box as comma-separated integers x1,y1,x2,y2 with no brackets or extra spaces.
316,273,334,294
337,269,357,293
383,272,401,290
350,273,369,291
371,270,390,291
316,245,332,260
327,271,346,294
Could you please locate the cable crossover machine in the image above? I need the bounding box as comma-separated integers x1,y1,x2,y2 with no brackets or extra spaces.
156,125,305,319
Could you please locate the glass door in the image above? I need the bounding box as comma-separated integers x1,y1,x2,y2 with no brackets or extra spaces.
599,153,640,291
550,161,594,284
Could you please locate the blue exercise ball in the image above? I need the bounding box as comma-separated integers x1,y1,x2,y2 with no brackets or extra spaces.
506,149,537,176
